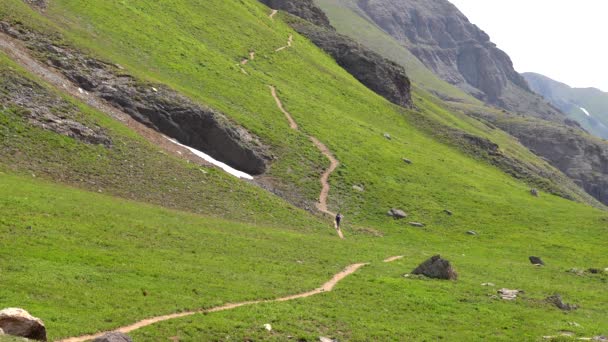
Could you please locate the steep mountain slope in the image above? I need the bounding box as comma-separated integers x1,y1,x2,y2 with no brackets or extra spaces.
0,0,607,341
315,0,608,206
354,0,562,121
523,72,608,139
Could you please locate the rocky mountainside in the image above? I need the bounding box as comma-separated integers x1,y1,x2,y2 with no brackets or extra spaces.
355,0,561,120
259,0,333,29
523,72,608,139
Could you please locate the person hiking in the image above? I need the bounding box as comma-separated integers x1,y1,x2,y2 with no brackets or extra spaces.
335,212,343,229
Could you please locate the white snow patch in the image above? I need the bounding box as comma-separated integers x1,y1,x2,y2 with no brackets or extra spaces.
165,137,254,180
580,107,591,117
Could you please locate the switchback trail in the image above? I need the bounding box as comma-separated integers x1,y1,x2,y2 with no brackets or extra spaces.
275,34,293,52
57,263,368,342
0,32,214,169
269,86,343,239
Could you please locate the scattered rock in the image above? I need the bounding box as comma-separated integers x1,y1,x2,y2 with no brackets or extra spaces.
408,222,425,228
263,324,272,331
593,336,607,341
530,188,539,197
352,185,365,192
0,327,4,335
92,332,133,342
444,209,453,216
546,294,578,311
529,256,544,266
568,268,586,276
403,158,412,164
0,308,47,341
497,288,523,300
481,282,495,287
466,231,477,235
568,322,581,327
319,337,337,342
387,208,407,219
411,255,458,280
588,268,602,274
383,133,392,140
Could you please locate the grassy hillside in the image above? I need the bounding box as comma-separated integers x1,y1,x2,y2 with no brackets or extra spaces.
0,0,607,341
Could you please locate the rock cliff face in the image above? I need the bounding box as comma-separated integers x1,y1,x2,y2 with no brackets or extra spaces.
1,23,270,175
289,19,411,108
260,0,411,108
498,119,608,204
356,0,560,120
259,0,333,29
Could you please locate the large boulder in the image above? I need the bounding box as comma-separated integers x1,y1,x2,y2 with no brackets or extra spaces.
0,308,47,341
411,255,458,280
92,332,133,342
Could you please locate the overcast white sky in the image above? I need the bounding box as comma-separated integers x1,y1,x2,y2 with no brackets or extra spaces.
448,0,608,91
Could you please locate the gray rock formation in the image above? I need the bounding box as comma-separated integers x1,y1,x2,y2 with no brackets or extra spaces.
546,294,578,311
259,0,334,29
356,0,561,120
408,222,425,227
287,18,412,108
1,23,270,175
0,308,47,341
499,119,608,204
411,255,457,280
92,332,133,342
0,66,111,147
387,208,407,219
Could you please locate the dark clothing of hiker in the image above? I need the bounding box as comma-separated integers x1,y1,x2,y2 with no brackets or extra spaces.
335,213,343,229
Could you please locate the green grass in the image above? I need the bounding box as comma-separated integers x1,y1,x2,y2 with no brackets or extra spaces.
0,0,606,341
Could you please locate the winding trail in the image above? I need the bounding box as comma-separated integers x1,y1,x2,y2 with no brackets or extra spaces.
275,34,293,52
269,86,343,239
0,32,214,169
384,256,404,263
269,9,278,19
57,263,367,342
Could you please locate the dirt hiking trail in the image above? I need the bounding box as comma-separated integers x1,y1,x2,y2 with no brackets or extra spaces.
57,263,367,342
384,256,404,263
269,9,278,19
0,32,215,169
275,34,293,52
269,86,343,239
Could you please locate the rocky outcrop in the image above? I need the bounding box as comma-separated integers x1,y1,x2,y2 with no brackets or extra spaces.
258,0,333,29
497,118,608,205
356,0,561,120
0,67,112,147
0,308,46,341
0,23,270,175
546,294,578,311
287,19,412,108
411,255,458,280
